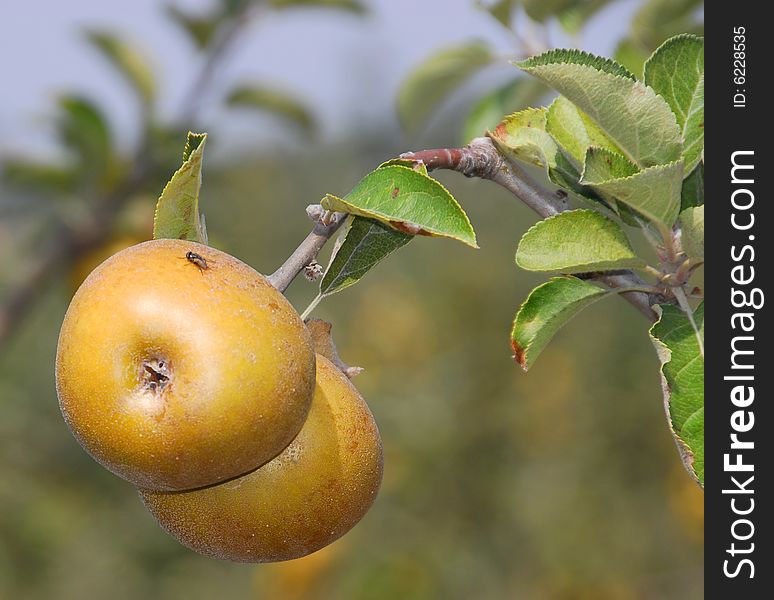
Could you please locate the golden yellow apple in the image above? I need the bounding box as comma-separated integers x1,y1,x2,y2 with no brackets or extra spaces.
139,354,383,562
56,238,316,491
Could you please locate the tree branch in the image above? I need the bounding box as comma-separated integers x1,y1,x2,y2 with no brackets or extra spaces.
267,211,347,293
401,137,661,322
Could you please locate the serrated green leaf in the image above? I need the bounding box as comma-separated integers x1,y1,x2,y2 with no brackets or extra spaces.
545,96,623,166
489,107,583,193
516,208,644,273
56,95,112,186
85,31,155,103
166,5,222,49
462,78,547,143
645,35,704,173
319,216,413,297
398,42,494,133
153,132,208,243
581,147,639,182
518,48,635,80
517,49,682,168
681,163,704,209
511,276,610,370
268,0,367,13
581,153,684,228
226,85,315,134
650,302,704,486
680,205,703,261
321,165,478,248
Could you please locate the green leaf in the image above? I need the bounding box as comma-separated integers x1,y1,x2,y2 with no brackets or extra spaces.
516,208,644,273
268,0,367,13
581,147,639,181
557,0,614,34
56,95,112,185
681,163,704,209
523,0,579,23
644,35,704,173
511,276,610,370
378,158,428,175
650,302,704,486
680,205,703,261
545,96,622,166
398,42,494,133
581,148,684,227
462,78,547,143
476,0,517,28
153,132,208,244
226,85,315,134
166,5,222,49
489,107,583,193
319,216,413,297
321,165,478,248
85,31,155,103
517,49,682,168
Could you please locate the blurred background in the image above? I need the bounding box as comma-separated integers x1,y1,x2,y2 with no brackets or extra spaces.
1,1,703,598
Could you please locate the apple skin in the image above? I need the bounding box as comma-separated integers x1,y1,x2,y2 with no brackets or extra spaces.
139,354,383,563
56,239,316,492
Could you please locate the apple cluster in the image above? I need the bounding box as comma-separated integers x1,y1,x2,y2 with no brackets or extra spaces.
55,239,383,562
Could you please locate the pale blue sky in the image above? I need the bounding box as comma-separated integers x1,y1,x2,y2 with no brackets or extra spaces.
1,0,639,158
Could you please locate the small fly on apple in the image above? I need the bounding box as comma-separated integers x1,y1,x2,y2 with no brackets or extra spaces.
185,251,210,272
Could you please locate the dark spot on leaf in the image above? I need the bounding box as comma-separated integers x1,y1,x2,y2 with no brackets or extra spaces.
510,338,528,371
698,122,704,129
389,220,429,236
391,187,400,199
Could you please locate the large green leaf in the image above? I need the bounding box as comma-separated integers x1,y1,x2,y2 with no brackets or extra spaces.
516,208,644,273
650,302,704,486
319,216,413,298
680,205,703,261
511,276,610,370
581,148,684,227
153,132,208,243
226,85,315,134
462,78,547,143
545,96,622,166
517,49,682,168
398,42,494,133
644,35,704,173
321,165,478,247
85,31,155,103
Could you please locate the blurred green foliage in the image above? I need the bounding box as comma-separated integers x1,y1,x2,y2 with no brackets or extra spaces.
1,0,702,597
